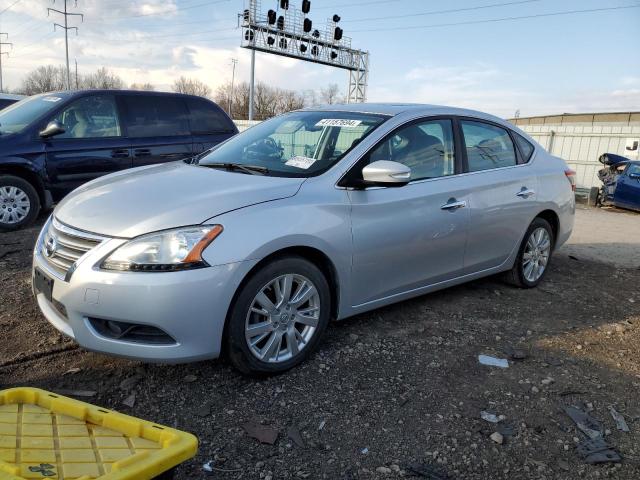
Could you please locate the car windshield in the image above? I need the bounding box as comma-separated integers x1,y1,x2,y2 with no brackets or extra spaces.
0,94,68,135
197,110,389,177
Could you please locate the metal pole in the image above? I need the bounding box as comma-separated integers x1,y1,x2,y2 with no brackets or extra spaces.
229,58,237,116
64,0,70,90
248,49,255,121
0,43,3,93
75,58,78,89
0,34,11,94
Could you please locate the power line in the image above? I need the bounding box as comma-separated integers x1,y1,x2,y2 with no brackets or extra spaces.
0,0,22,16
314,0,402,10
344,0,542,23
89,0,231,22
351,4,640,33
81,27,237,41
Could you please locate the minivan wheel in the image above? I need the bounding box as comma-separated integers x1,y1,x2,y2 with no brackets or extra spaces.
0,175,40,231
504,217,554,288
226,256,331,375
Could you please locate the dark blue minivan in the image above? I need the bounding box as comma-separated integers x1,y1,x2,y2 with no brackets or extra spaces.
0,90,237,230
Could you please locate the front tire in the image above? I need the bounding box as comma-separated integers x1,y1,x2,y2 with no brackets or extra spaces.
0,175,40,231
225,256,331,375
504,217,554,288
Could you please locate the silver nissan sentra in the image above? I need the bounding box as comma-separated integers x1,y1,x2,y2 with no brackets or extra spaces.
33,104,575,374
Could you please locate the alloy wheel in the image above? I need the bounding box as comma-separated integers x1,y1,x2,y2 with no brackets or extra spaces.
522,227,551,283
245,274,321,363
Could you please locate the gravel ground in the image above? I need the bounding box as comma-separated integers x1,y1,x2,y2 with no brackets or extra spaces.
1,205,640,480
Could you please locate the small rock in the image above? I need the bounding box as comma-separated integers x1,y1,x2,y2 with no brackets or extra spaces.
183,374,198,383
376,466,392,474
531,386,540,394
490,432,504,444
349,333,359,341
541,377,554,385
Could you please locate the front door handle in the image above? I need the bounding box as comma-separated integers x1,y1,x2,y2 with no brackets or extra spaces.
134,148,151,157
516,188,536,198
440,198,467,210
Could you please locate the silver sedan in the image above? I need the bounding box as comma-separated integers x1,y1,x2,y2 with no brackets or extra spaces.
32,104,575,374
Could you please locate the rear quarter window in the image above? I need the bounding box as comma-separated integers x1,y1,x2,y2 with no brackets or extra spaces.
186,98,235,134
122,95,189,137
514,132,535,163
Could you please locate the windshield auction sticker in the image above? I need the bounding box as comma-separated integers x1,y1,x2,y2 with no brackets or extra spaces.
42,97,63,102
285,156,316,169
315,119,362,128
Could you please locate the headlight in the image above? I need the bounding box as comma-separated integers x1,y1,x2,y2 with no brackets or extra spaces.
100,225,223,271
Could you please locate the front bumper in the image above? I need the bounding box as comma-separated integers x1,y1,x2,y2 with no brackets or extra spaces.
32,226,258,363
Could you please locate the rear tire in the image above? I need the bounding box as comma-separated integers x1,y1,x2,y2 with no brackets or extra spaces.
504,217,554,288
0,175,40,232
225,256,331,375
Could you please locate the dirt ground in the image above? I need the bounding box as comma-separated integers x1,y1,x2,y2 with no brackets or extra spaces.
1,204,640,480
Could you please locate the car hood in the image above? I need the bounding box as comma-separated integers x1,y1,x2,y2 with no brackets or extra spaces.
55,162,305,238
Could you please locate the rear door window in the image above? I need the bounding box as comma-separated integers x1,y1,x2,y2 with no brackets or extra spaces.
185,97,235,134
122,95,189,137
461,120,517,172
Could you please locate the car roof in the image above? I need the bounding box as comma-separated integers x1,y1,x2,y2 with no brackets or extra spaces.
40,89,211,100
300,102,508,124
0,93,25,100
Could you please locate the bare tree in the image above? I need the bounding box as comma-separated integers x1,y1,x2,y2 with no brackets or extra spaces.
81,67,124,90
215,81,306,120
19,65,67,95
129,82,155,91
320,83,343,104
173,76,211,98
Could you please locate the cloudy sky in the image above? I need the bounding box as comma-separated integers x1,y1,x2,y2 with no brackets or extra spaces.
0,0,638,118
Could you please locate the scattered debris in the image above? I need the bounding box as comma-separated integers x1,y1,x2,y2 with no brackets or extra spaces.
287,425,305,448
122,393,136,408
203,460,214,473
609,407,630,432
490,432,504,444
318,419,326,431
508,348,529,361
62,367,81,375
119,375,141,391
577,437,622,464
478,354,509,368
183,374,198,383
569,255,579,261
558,390,586,397
480,411,503,423
56,389,96,398
376,466,392,474
563,405,603,439
404,462,449,479
242,421,279,445
360,447,369,455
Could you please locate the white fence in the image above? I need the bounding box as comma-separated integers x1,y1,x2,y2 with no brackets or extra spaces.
234,120,261,132
517,125,640,189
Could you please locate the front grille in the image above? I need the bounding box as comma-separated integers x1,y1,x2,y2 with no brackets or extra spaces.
41,217,106,279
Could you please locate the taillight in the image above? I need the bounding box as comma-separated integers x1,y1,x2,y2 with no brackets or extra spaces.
564,168,576,192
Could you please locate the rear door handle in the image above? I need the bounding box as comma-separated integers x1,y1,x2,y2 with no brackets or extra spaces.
516,188,536,198
134,148,151,157
440,199,467,210
111,149,129,158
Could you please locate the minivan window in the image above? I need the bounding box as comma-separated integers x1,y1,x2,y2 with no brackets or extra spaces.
186,97,235,133
461,120,517,172
122,96,189,137
0,94,69,135
366,119,455,181
49,95,121,139
198,110,388,177
514,132,535,162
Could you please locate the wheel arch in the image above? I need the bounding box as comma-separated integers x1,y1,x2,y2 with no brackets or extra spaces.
534,209,560,247
0,163,47,207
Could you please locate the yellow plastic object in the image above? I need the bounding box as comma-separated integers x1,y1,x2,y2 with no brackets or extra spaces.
0,388,198,480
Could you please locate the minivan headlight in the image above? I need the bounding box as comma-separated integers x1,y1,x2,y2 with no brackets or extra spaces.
101,225,223,271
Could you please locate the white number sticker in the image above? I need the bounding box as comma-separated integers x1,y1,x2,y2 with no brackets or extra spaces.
42,96,62,103
315,119,362,128
285,156,316,169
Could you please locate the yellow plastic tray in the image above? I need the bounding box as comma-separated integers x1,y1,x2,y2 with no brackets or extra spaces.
0,388,198,480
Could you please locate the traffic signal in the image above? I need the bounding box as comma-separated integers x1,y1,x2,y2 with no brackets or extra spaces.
334,27,343,41
267,9,276,24
277,15,285,30
302,0,311,14
303,18,312,33
280,0,289,9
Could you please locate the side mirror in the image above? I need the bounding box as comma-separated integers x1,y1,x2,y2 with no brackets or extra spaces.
361,160,411,187
39,121,65,138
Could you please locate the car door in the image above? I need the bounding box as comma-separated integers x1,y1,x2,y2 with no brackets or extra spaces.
614,163,640,209
459,119,539,273
44,94,132,197
346,117,470,307
119,94,193,166
185,97,237,155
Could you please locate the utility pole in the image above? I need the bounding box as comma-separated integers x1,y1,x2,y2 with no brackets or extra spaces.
0,33,11,93
248,49,255,121
48,0,83,90
75,58,78,89
229,58,237,117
